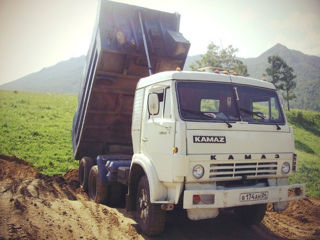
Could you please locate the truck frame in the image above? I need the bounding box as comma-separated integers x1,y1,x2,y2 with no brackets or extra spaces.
72,1,305,236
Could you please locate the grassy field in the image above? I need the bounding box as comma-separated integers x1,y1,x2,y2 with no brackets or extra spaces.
0,90,319,197
286,109,320,197
0,90,78,175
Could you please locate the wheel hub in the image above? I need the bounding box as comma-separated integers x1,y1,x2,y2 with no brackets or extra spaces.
139,189,149,221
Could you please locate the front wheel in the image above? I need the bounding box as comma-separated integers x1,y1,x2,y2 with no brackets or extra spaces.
136,175,166,236
234,204,267,225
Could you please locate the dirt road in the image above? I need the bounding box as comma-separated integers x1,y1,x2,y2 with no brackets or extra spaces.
0,155,319,240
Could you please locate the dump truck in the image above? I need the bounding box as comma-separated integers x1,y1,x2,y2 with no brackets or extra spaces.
72,0,305,236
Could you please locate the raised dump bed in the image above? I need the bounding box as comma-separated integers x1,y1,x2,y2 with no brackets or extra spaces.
72,0,190,159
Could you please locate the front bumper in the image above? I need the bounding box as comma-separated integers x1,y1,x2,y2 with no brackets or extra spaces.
183,184,305,209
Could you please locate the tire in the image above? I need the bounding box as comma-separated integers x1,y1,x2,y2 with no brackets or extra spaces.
88,166,108,204
79,157,94,192
234,204,267,225
136,175,165,236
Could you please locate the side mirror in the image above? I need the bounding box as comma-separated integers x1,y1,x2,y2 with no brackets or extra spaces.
148,93,159,115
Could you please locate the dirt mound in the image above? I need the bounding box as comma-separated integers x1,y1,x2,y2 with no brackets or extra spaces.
0,155,39,180
0,155,319,240
0,156,141,240
263,198,320,239
64,168,79,182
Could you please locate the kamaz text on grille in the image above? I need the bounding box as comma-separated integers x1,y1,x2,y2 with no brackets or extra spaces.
193,136,226,143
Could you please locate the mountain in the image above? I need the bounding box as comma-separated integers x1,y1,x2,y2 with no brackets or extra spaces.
0,56,86,94
183,55,202,70
241,44,320,111
240,43,320,81
185,44,320,111
1,44,319,111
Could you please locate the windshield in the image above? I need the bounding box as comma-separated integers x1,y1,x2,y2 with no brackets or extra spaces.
176,81,285,124
236,85,284,124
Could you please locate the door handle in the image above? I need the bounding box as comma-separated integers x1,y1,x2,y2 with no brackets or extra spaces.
142,138,149,142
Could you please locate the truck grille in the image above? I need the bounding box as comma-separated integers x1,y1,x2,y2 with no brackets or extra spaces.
209,161,277,180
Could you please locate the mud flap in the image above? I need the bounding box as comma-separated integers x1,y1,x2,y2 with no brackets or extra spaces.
125,193,134,211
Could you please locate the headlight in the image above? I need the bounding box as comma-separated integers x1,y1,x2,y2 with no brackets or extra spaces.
192,165,204,179
281,162,290,174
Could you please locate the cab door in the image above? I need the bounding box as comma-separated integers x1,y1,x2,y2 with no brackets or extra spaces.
141,85,175,182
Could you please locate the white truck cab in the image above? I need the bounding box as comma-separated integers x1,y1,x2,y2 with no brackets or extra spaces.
128,70,304,228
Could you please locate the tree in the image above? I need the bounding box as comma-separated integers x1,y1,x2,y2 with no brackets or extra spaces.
265,56,284,88
190,42,249,76
265,55,297,111
279,65,296,111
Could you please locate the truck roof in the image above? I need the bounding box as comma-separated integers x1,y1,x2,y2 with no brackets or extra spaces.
137,71,276,90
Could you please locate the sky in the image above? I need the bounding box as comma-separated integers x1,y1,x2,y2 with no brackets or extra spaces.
0,0,319,85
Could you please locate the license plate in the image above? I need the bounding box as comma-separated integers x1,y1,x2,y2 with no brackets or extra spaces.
239,191,268,202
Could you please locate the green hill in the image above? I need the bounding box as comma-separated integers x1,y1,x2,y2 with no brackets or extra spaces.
286,109,320,197
0,90,319,197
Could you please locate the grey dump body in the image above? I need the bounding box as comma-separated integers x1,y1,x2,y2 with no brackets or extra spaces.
72,0,190,159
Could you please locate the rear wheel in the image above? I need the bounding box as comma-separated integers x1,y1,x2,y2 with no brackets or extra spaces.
88,166,108,204
79,157,94,192
234,204,267,225
136,175,165,236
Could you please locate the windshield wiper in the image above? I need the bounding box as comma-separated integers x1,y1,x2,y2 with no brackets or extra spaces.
239,108,266,119
271,121,281,130
181,108,232,128
239,108,281,130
